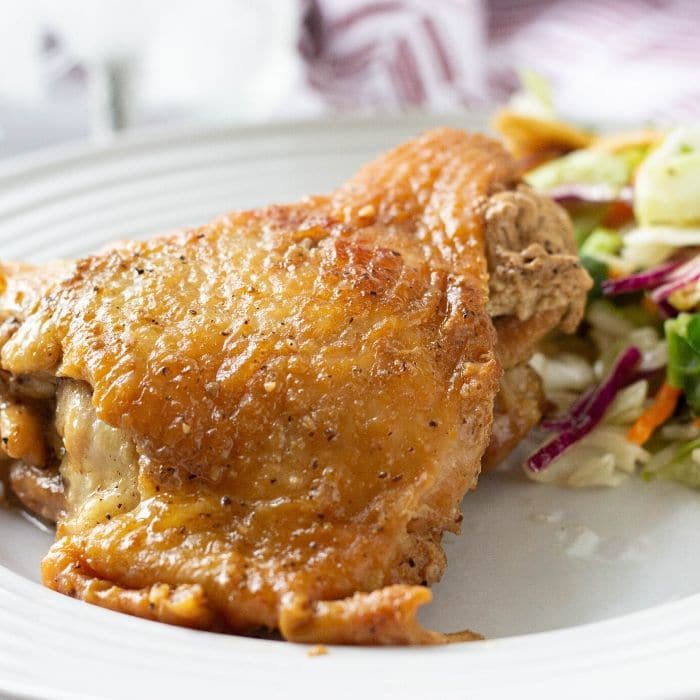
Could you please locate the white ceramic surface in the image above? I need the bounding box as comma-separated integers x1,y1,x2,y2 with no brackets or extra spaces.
0,117,699,700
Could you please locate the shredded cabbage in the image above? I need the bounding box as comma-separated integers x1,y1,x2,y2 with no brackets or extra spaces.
585,301,665,375
524,346,648,486
529,352,594,394
586,299,636,338
580,228,623,259
528,425,649,488
526,334,659,488
635,126,700,227
511,109,700,492
621,225,700,269
642,437,700,489
605,380,649,425
661,420,700,442
526,149,631,195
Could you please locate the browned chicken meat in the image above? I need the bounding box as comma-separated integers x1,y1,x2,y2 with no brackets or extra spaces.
0,129,590,644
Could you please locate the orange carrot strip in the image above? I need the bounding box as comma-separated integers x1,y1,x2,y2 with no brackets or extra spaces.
607,267,626,280
641,294,660,317
603,201,634,228
627,382,682,445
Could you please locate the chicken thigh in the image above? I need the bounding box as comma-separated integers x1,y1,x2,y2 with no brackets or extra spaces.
0,129,589,643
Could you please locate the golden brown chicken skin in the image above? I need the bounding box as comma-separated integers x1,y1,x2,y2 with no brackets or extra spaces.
0,128,589,644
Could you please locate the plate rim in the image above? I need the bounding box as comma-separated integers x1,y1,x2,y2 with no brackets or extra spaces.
0,110,492,183
0,115,699,699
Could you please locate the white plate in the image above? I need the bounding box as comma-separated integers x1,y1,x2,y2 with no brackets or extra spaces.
0,116,699,700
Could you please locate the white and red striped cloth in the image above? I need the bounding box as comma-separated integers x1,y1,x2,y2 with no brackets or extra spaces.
301,0,700,124
2,0,699,157
300,0,489,112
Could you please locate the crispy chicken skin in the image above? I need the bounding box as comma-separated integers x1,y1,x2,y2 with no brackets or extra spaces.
0,129,590,644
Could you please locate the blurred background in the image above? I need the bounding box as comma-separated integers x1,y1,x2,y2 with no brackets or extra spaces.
0,0,698,158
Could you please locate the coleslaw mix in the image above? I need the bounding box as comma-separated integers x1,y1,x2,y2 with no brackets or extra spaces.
494,74,700,490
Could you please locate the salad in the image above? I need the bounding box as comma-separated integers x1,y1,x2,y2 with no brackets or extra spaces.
494,73,700,490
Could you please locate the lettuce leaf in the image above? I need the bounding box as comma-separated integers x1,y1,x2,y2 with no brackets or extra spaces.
665,313,700,414
580,227,623,259
568,203,609,248
580,254,607,299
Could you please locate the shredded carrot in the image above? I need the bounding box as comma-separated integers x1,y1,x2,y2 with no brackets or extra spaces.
641,294,660,317
591,129,662,154
607,267,626,280
693,418,700,429
603,200,634,228
627,382,682,445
